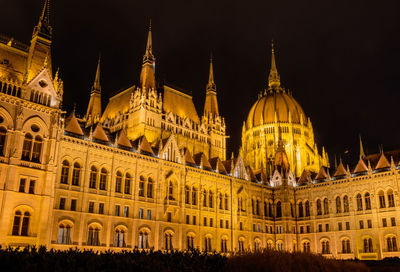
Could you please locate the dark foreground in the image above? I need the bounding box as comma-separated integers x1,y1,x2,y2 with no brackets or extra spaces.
0,246,398,272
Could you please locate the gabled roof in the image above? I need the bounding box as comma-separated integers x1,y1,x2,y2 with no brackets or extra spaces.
163,85,200,123
92,124,109,142
297,169,311,185
136,136,154,155
375,153,390,170
65,113,84,136
333,162,347,177
117,130,132,148
209,157,227,174
193,152,212,169
352,158,368,173
181,148,196,165
101,86,135,122
315,166,328,180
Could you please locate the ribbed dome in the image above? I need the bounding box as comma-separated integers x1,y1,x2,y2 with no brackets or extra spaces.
246,90,307,129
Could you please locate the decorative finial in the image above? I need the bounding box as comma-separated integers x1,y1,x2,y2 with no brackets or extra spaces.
268,39,281,89
359,134,366,159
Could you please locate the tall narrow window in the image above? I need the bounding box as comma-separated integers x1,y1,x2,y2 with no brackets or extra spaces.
219,193,223,209
168,181,174,200
87,227,100,246
19,178,26,193
388,190,395,207
203,190,208,207
276,201,282,218
379,191,386,208
31,136,42,162
305,201,310,217
357,194,363,211
138,231,149,249
298,202,304,217
57,224,71,244
28,180,35,194
336,197,341,213
224,194,228,210
99,168,107,190
165,233,173,250
12,211,22,235
0,127,6,156
124,173,131,194
192,187,197,205
185,186,190,204
139,176,145,197
114,229,125,247
147,178,153,198
72,163,81,186
316,199,322,215
187,235,194,249
89,166,98,189
209,190,213,208
22,134,33,161
20,212,30,236
343,195,349,212
60,160,70,184
115,171,122,193
323,198,329,214
365,193,371,210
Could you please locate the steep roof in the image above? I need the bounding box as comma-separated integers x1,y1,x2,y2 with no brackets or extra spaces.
209,157,227,174
136,136,154,155
315,166,328,180
333,162,347,177
182,148,196,165
117,130,132,148
65,113,84,136
92,124,109,142
101,86,135,122
193,152,212,169
353,158,368,173
163,85,200,123
375,153,390,170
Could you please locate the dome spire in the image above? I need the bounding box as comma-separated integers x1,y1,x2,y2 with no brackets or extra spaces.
203,54,219,117
140,20,156,90
268,40,281,89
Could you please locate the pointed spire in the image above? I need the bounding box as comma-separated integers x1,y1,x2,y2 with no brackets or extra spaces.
203,54,219,117
140,21,156,90
268,40,281,89
359,134,366,159
93,54,101,93
34,0,52,39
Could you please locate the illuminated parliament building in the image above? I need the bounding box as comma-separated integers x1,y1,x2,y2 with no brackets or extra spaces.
0,1,399,260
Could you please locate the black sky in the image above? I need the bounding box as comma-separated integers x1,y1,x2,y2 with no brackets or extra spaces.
2,0,400,165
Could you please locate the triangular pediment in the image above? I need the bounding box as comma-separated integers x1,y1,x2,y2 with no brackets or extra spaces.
65,113,84,136
117,130,132,148
193,152,212,170
92,124,109,142
160,134,182,163
333,162,347,177
182,148,196,165
375,153,390,170
315,166,328,180
138,136,155,155
297,169,311,186
209,157,227,174
233,155,249,180
353,158,368,173
26,68,60,107
288,170,296,186
271,170,282,186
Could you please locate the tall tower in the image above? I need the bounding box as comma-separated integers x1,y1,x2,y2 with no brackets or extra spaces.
85,56,102,127
26,0,53,82
139,23,156,91
202,57,226,160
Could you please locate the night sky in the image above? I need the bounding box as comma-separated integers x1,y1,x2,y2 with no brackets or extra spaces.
2,0,400,165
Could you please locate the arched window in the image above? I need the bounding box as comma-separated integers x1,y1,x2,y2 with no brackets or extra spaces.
343,195,349,212
124,173,131,194
60,160,70,184
138,231,149,249
364,238,373,253
219,193,223,209
192,187,197,205
87,226,100,246
298,202,304,217
168,181,174,200
342,239,351,253
303,242,310,253
387,237,397,252
224,194,229,210
221,238,228,253
185,186,190,204
251,199,255,214
89,166,98,189
12,211,30,236
276,201,282,218
305,201,310,217
0,127,6,156
147,178,153,198
187,235,194,250
203,190,208,207
115,171,122,193
114,229,125,247
57,224,71,244
365,192,371,210
388,190,395,207
316,199,322,215
204,236,212,252
21,134,33,161
99,168,107,190
139,176,145,197
209,190,213,208
379,191,386,208
256,200,260,215
323,198,329,214
72,162,81,186
31,136,42,162
336,197,342,213
321,241,330,254
356,194,363,211
165,233,173,250
254,240,260,251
